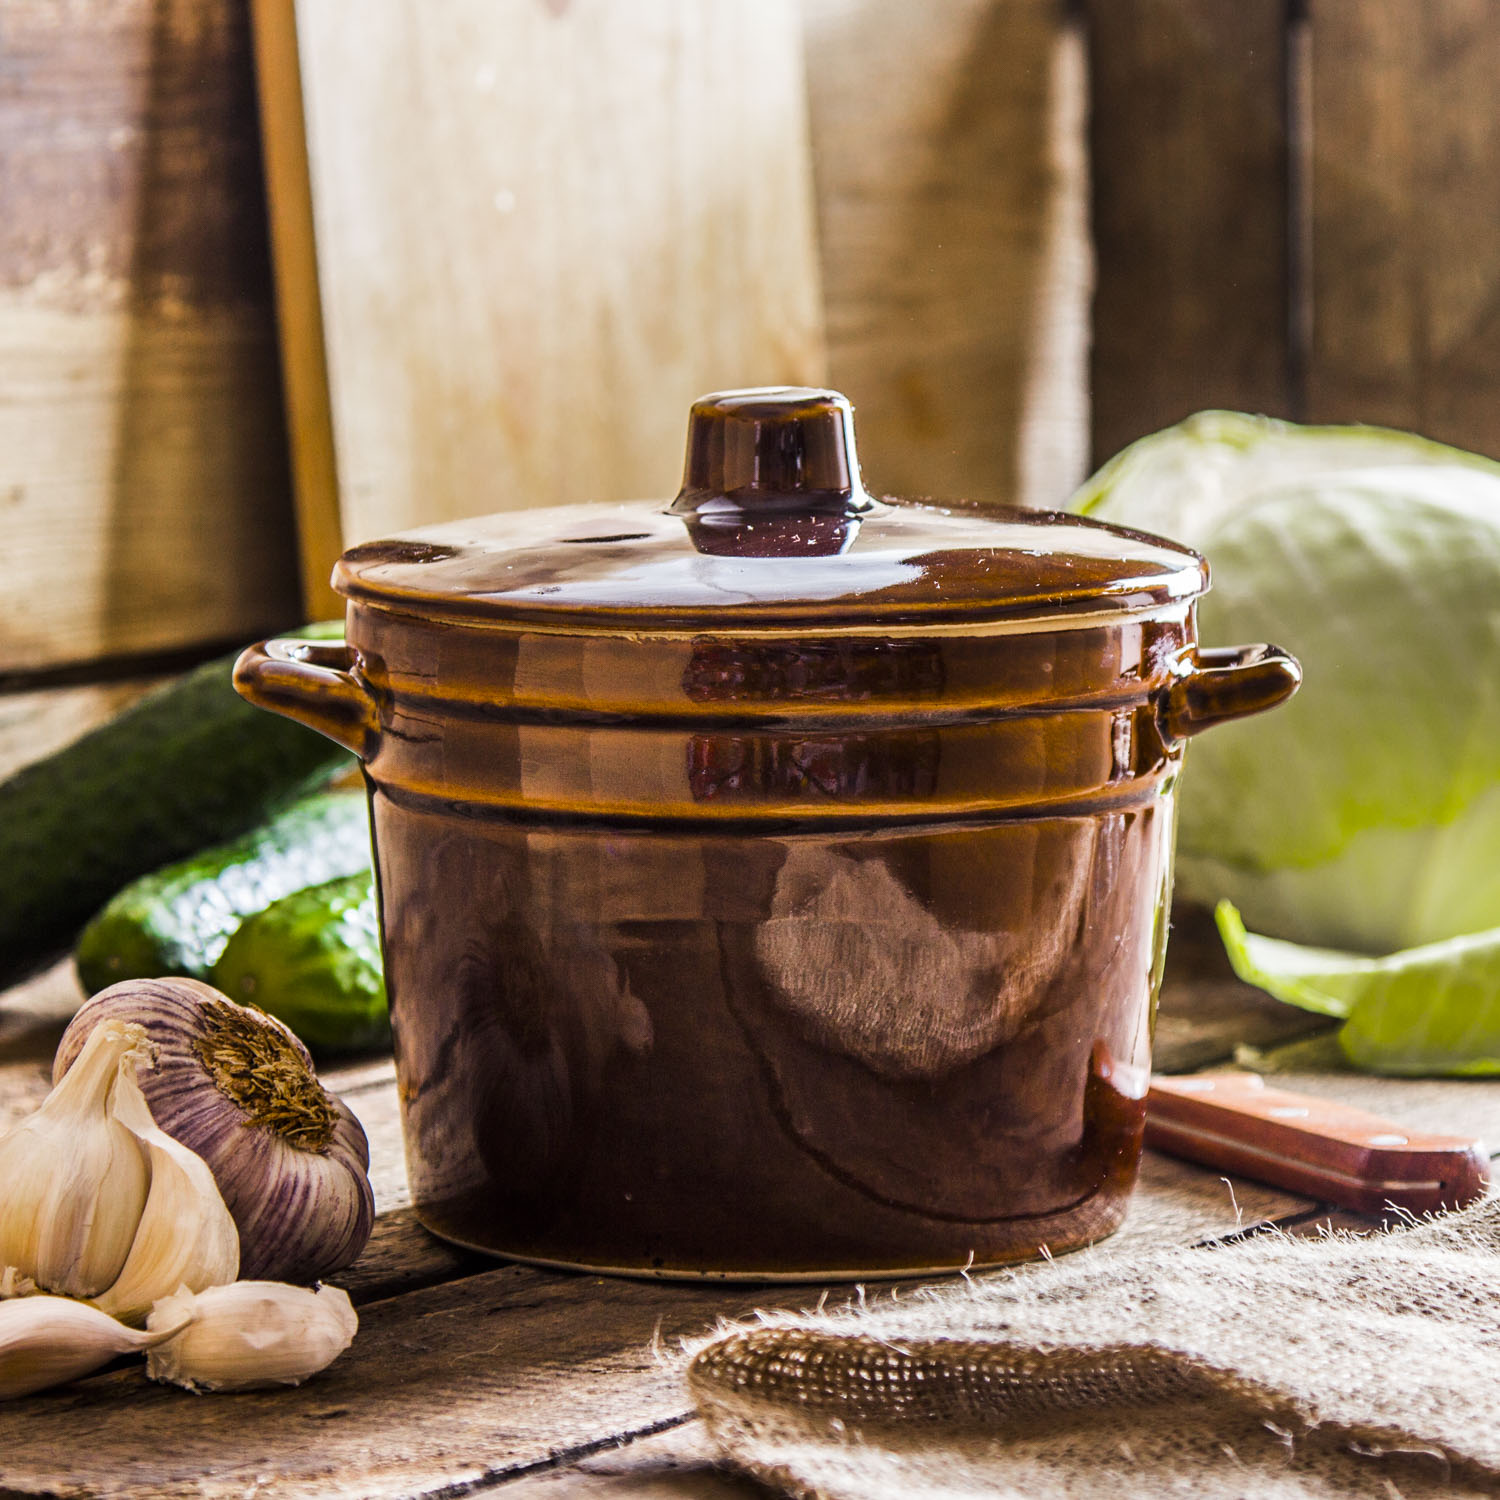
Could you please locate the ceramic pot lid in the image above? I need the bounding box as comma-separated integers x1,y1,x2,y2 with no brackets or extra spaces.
333,389,1208,631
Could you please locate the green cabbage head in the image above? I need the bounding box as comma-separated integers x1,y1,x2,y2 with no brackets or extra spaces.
1072,411,1500,956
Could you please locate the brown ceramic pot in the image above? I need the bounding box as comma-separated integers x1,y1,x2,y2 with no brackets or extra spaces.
236,389,1299,1278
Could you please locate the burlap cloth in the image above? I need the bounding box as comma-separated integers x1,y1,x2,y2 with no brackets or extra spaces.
688,1200,1500,1497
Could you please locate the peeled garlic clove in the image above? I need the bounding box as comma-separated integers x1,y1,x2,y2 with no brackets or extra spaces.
146,1281,357,1392
93,1065,239,1326
57,981,373,1283
0,1021,151,1297
0,1294,185,1400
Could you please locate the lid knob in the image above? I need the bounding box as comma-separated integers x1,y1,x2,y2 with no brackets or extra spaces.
671,388,876,557
672,387,876,517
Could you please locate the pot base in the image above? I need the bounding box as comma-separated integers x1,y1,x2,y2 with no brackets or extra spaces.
412,1193,1132,1283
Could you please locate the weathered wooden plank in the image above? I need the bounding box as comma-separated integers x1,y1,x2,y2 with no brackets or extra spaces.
0,1266,849,1499
801,0,1089,508
329,1207,487,1307
1306,0,1500,456
0,957,82,1081
0,0,301,672
267,0,825,563
1086,0,1293,466
499,1421,757,1497
0,1140,1311,1500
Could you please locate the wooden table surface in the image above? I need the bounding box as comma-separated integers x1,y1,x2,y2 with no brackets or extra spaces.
0,929,1493,1500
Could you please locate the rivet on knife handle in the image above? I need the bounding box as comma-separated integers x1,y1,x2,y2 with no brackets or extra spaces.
1145,1073,1491,1216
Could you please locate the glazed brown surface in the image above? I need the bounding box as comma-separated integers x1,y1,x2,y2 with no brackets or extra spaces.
379,798,1171,1275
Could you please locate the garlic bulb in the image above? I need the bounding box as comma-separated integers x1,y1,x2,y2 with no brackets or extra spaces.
0,1294,188,1400
93,1065,240,1325
146,1281,357,1392
0,1021,151,1297
56,980,372,1283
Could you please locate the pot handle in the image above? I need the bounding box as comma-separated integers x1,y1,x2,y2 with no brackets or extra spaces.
1160,643,1301,741
233,637,379,758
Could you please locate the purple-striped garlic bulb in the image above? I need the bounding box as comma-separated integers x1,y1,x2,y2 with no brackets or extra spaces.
55,979,373,1284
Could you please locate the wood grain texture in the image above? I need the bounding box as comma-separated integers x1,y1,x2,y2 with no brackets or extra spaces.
0,1153,1309,1500
801,0,1090,509
1086,0,1293,466
500,1421,761,1497
269,0,825,562
0,0,301,672
1307,0,1500,455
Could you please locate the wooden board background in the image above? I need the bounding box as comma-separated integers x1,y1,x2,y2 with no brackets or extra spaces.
1306,0,1500,452
8,0,1500,692
1085,0,1293,465
1085,0,1500,465
0,0,301,676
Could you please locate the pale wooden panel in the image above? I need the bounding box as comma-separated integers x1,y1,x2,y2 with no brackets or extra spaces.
0,678,164,784
1307,0,1500,455
801,0,1089,509
1086,0,1292,466
265,0,825,567
0,0,301,673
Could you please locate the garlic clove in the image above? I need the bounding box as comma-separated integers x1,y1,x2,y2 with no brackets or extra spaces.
0,1021,151,1297
0,1294,187,1400
145,1281,357,1392
93,1064,240,1326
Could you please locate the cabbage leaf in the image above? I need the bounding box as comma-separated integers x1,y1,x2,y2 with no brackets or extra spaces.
1072,411,1500,954
1217,901,1500,1076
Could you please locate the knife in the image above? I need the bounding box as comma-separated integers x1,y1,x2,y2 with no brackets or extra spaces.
1145,1072,1491,1216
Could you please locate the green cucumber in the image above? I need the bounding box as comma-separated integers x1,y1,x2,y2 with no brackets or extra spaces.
75,789,374,993
211,871,388,1055
1,622,353,986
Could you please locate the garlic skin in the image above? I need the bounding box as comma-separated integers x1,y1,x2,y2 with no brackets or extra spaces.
146,1281,357,1392
1,1268,37,1299
93,1065,240,1325
56,980,373,1284
0,1021,151,1298
0,1294,187,1400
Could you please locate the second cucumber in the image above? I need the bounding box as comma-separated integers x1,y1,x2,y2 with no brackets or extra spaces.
75,790,374,994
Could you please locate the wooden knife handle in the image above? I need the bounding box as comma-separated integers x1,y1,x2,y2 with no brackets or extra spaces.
1146,1073,1491,1216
